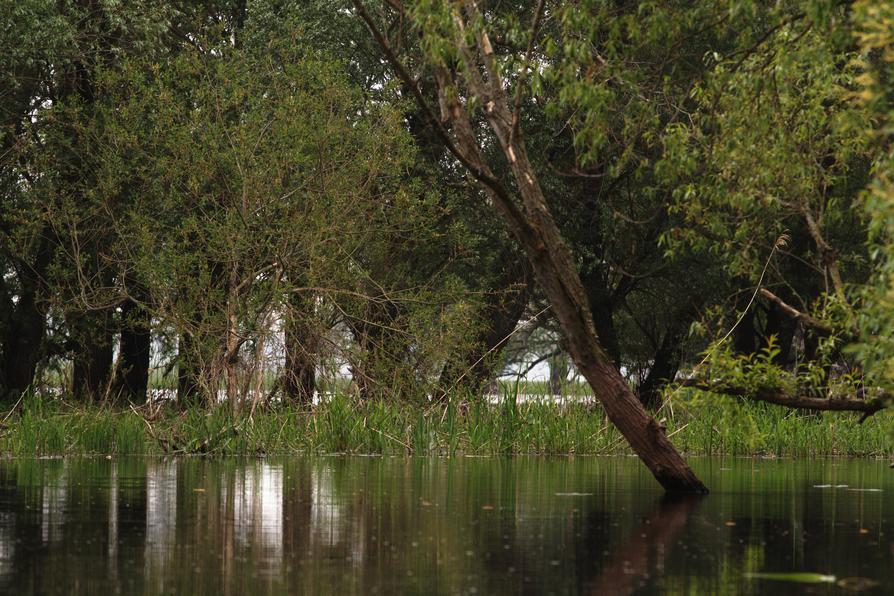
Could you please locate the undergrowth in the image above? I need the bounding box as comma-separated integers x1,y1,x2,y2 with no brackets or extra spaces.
0,391,891,457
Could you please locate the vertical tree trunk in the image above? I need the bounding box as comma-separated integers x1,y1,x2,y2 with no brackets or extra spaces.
283,292,317,405
224,267,241,413
177,333,202,408
638,329,685,410
580,271,623,369
0,285,47,403
116,298,151,404
761,300,798,367
72,312,114,401
437,259,530,400
548,352,570,397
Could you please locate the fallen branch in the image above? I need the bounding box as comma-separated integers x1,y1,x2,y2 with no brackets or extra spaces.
678,379,890,422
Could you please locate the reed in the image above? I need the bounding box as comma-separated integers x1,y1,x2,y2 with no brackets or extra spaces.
0,391,890,457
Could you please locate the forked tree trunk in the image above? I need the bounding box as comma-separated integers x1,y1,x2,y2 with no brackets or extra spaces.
354,1,707,492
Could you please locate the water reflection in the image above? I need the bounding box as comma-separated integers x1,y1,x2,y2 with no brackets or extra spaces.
0,457,890,594
586,494,703,594
145,459,177,584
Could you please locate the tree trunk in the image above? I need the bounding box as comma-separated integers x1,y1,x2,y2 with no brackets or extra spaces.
580,270,623,369
224,267,241,413
0,285,47,403
548,352,570,397
437,257,530,400
761,300,798,368
283,292,317,405
115,298,151,404
177,333,202,407
638,329,685,410
72,311,114,401
355,1,707,492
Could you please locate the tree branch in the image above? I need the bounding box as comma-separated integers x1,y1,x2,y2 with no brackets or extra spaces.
352,0,534,243
759,288,834,334
510,0,547,147
678,379,890,421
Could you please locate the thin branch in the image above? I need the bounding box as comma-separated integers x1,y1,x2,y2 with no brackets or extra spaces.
510,0,547,147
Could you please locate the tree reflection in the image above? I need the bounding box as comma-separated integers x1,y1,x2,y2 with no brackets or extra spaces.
585,494,704,595
0,458,891,594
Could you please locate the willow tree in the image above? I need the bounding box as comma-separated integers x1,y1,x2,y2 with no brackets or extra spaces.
352,0,708,492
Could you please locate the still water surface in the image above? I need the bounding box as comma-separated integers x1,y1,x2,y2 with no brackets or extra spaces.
0,456,890,595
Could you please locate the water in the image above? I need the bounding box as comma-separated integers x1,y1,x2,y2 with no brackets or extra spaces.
0,456,890,595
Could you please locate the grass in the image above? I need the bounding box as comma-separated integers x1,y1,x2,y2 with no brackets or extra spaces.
0,390,891,458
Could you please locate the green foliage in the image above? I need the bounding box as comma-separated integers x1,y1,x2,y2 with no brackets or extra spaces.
2,391,891,457
849,0,894,390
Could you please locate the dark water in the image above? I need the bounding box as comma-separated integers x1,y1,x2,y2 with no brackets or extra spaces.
0,456,891,595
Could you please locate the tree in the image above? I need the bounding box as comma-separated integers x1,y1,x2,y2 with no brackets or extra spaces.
353,0,707,492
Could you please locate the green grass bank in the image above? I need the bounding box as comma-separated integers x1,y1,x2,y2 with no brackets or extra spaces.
1,393,891,458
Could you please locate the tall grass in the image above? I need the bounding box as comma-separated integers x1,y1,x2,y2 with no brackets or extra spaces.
0,391,891,457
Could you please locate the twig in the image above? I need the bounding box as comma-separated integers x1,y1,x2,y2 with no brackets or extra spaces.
1,391,26,424
365,417,412,451
435,304,552,406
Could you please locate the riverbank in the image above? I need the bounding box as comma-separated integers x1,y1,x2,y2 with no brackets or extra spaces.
2,393,891,457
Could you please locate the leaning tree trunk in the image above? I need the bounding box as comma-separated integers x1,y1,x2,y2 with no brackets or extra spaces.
354,1,707,492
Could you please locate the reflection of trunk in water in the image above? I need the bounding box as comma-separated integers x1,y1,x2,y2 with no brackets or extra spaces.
144,459,177,591
587,494,703,595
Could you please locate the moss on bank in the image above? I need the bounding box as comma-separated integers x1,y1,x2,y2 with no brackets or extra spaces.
1,393,891,458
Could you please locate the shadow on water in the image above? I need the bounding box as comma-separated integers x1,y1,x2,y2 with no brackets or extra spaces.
0,456,890,594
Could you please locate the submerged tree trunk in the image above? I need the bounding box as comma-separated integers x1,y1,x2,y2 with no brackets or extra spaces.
115,298,151,404
354,1,707,492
